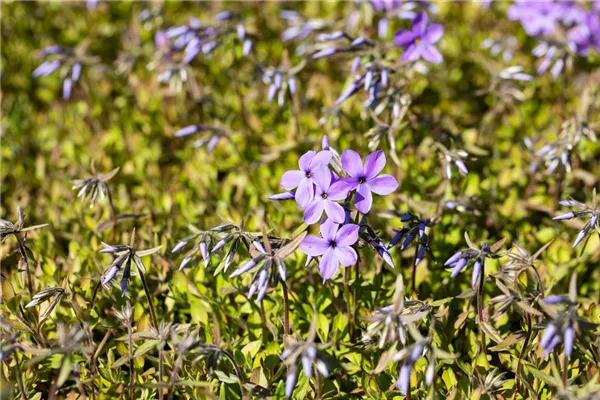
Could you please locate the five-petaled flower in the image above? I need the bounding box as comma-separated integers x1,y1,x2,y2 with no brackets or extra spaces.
280,150,332,208
300,219,359,281
394,11,444,63
303,172,351,224
341,150,399,214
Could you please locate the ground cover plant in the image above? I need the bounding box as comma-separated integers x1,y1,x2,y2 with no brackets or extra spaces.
2,1,600,399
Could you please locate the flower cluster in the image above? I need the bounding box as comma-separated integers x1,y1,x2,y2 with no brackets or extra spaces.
553,189,599,249
277,146,398,280
368,276,453,395
508,1,600,77
388,213,434,267
281,316,331,398
538,274,597,358
444,234,506,289
174,124,228,152
32,44,93,100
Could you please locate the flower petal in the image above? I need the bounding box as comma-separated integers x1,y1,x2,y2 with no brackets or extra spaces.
355,184,373,214
564,326,574,357
298,150,316,172
402,43,423,62
300,235,330,257
397,364,411,395
335,246,358,266
341,176,360,191
304,199,325,225
327,180,352,200
394,30,415,48
341,149,363,177
324,200,346,223
422,45,443,64
295,178,314,208
312,165,332,192
424,24,444,43
280,170,304,190
309,150,332,169
336,224,360,246
364,150,387,179
319,248,339,281
320,218,339,242
367,174,398,195
412,11,428,35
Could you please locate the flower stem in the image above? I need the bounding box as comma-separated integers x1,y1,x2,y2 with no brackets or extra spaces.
282,282,290,336
128,315,134,400
158,348,164,400
477,261,487,355
562,352,568,389
343,267,353,339
138,268,159,329
411,245,418,293
15,234,34,298
15,355,28,400
315,367,323,400
168,351,184,400
516,314,532,393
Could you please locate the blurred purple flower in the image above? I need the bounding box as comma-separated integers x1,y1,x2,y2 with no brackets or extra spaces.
300,219,359,281
553,193,599,249
394,11,444,63
568,12,600,56
341,150,399,213
508,1,562,36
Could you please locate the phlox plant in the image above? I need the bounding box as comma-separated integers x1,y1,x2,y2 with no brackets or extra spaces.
3,2,600,400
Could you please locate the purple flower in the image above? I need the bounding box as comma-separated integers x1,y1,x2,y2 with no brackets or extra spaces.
370,0,403,12
508,1,562,37
32,60,61,78
303,172,351,224
540,321,576,358
568,12,600,56
299,219,359,281
280,150,332,208
341,150,399,214
394,12,444,63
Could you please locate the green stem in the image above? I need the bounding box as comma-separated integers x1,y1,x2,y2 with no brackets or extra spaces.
314,367,323,400
128,317,134,400
412,245,418,293
15,355,28,400
158,348,164,400
477,261,487,355
343,267,353,340
15,234,34,298
138,269,159,329
282,282,290,336
562,352,568,389
516,314,532,393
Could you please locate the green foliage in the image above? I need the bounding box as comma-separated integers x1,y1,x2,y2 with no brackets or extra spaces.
1,1,599,400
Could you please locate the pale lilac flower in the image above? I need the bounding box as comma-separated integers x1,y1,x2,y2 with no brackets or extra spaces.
394,11,444,63
444,235,506,288
300,219,359,281
553,191,599,249
508,1,562,37
280,150,332,208
341,150,399,214
303,173,351,224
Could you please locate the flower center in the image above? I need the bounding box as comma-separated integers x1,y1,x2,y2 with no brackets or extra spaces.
329,240,337,248
414,38,421,44
358,177,366,184
306,171,312,178
321,193,328,199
